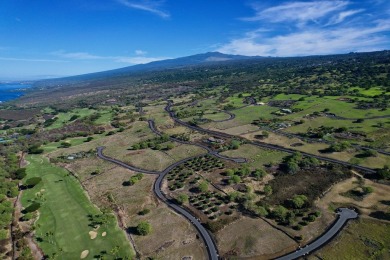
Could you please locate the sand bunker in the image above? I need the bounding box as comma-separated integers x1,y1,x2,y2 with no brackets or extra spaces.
89,231,97,240
80,250,89,259
102,231,107,237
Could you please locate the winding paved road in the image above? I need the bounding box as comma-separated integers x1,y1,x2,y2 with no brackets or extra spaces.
165,100,377,174
96,100,367,260
97,147,219,260
148,120,246,163
276,208,358,260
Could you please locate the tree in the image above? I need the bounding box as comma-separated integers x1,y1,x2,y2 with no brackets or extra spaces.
28,145,44,154
377,165,390,180
132,143,140,150
286,161,299,174
252,169,267,180
176,194,189,205
263,185,272,196
255,206,268,217
272,205,289,222
60,142,71,148
12,168,27,180
291,195,308,209
362,186,374,194
166,143,175,150
198,181,209,192
229,175,241,184
136,221,152,236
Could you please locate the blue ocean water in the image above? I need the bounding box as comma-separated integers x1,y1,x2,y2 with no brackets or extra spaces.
0,84,32,103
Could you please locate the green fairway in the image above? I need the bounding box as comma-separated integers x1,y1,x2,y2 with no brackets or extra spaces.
46,108,97,130
22,155,134,259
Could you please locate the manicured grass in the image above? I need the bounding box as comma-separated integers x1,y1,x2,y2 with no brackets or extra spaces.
234,105,279,123
93,110,113,125
316,218,390,260
350,87,388,97
22,155,134,259
221,144,287,169
203,112,231,121
224,95,246,107
270,93,306,101
286,96,388,119
46,108,97,130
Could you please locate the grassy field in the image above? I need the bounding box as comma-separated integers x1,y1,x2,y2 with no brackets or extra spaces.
216,216,296,258
314,218,390,260
46,108,97,130
221,144,287,169
22,155,134,259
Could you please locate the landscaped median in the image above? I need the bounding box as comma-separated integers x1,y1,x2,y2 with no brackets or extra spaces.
21,155,134,259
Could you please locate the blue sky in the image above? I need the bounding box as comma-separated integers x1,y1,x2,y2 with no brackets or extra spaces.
0,0,389,80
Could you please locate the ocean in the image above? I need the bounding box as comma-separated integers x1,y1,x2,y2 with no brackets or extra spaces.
0,84,32,103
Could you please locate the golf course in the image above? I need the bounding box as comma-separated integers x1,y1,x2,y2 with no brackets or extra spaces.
21,155,134,259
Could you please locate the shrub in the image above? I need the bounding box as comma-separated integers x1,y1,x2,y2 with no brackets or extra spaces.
23,202,41,213
136,221,152,236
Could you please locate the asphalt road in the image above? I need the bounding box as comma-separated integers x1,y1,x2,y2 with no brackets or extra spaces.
148,120,246,163
276,208,358,260
165,100,377,174
97,146,219,260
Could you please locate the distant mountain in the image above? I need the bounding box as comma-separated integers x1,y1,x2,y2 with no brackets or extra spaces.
36,52,261,85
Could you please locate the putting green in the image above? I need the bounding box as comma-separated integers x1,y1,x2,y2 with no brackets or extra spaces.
22,155,134,259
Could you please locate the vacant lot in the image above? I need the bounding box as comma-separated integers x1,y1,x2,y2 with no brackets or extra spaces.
216,216,296,259
313,218,390,260
221,144,287,169
83,165,206,259
22,155,134,259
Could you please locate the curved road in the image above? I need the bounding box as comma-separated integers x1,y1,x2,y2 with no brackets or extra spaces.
97,147,219,260
148,120,246,163
165,100,377,174
210,110,235,123
276,208,358,260
97,100,367,260
262,126,390,157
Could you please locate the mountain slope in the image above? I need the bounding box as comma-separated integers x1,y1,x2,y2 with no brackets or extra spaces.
37,52,261,85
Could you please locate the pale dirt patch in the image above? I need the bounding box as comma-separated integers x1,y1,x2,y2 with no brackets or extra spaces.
80,250,89,259
89,231,97,239
102,231,107,237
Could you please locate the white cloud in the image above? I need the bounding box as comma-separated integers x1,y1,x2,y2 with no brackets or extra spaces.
116,0,170,18
51,50,168,64
217,20,390,56
51,50,104,59
135,49,148,55
327,9,364,25
244,1,349,26
218,1,390,57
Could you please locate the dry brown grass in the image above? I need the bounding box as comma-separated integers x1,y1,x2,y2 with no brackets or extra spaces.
82,164,206,259
216,216,296,259
213,124,259,136
316,176,390,219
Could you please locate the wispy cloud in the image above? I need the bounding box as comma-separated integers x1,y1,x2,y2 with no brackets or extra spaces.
51,50,103,59
326,9,364,25
0,57,68,62
218,1,390,56
135,49,148,55
243,1,349,26
51,50,168,64
116,0,170,18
